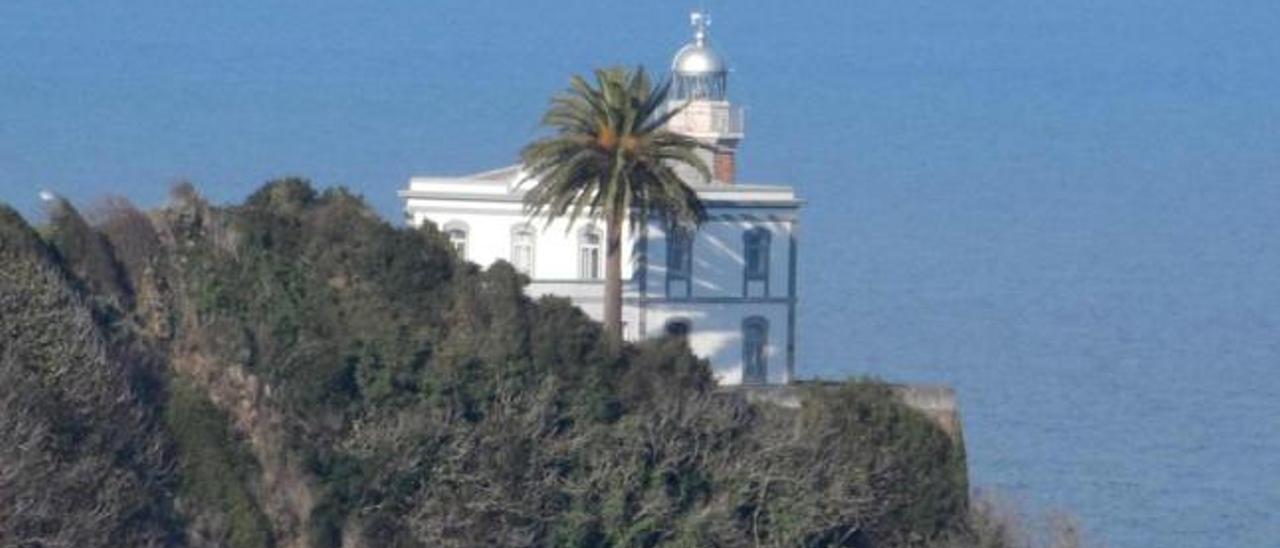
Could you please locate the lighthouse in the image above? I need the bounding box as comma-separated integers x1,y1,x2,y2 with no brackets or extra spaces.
402,10,801,385
666,11,745,184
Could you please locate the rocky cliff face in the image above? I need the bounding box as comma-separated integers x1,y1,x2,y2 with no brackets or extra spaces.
0,182,972,548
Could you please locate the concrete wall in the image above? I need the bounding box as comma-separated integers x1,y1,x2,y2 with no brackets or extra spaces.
407,202,638,282
640,213,795,300
645,302,790,384
727,382,965,442
403,178,801,386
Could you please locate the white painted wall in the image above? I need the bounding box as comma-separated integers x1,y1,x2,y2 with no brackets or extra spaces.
406,199,638,281
641,210,796,300
402,173,801,386
645,303,790,384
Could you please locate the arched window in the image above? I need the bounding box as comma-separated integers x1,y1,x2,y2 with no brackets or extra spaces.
744,228,771,280
444,221,469,259
664,318,691,338
511,224,536,274
666,224,693,297
742,317,769,384
579,226,602,280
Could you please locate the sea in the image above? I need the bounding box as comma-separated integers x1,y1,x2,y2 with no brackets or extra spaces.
2,3,1277,546
799,175,1280,547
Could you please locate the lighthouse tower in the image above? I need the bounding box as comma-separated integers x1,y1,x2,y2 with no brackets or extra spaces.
667,11,744,184
402,9,803,385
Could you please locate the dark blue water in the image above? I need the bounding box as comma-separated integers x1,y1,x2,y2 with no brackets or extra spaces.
3,2,1279,546
800,176,1280,546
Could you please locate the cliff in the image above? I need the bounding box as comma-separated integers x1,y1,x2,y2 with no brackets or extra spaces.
0,180,975,548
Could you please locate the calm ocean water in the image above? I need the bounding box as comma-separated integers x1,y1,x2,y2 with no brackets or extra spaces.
3,3,1278,546
800,178,1280,547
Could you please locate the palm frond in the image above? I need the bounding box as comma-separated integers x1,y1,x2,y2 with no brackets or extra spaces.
521,65,711,230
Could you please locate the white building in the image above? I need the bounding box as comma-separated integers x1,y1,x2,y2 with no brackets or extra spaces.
401,12,803,385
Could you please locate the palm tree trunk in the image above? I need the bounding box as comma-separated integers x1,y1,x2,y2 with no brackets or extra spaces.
604,215,623,346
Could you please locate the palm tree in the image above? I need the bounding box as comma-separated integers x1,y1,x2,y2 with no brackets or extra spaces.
521,66,710,345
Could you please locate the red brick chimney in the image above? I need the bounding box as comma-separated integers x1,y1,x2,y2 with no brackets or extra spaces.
714,148,736,184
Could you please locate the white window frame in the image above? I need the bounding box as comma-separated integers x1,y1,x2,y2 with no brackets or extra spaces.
743,227,771,296
443,220,469,259
666,224,693,298
510,223,536,275
578,226,603,280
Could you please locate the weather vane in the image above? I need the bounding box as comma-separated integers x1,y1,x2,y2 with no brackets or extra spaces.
691,10,711,45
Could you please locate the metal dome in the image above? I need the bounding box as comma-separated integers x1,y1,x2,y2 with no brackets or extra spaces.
672,43,726,75
671,11,728,101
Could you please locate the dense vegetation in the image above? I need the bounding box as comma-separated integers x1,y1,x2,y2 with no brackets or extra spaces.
0,179,1051,547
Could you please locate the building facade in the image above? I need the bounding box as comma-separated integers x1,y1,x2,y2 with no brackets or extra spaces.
401,12,802,385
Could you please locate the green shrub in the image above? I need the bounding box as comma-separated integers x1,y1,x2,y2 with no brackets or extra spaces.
3,181,979,547
165,380,274,548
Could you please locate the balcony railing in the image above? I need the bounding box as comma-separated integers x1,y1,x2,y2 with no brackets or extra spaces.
666,104,744,138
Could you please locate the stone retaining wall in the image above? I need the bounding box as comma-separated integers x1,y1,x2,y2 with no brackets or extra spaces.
721,381,965,442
